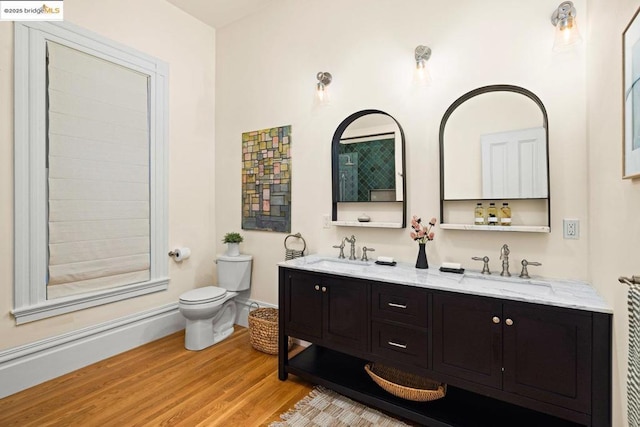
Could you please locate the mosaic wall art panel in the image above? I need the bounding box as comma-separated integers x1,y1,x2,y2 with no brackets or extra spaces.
242,125,291,232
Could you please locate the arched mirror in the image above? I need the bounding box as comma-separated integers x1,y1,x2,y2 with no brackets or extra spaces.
332,110,406,228
439,85,550,231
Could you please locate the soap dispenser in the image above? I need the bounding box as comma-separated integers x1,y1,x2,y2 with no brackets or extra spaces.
474,203,485,225
487,202,498,226
500,202,512,226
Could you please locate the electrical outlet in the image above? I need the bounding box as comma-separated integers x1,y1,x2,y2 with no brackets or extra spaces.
563,219,579,240
322,214,331,229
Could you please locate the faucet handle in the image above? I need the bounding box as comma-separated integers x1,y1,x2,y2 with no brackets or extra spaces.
332,241,346,259
500,244,510,259
471,256,491,275
361,246,375,261
519,259,541,279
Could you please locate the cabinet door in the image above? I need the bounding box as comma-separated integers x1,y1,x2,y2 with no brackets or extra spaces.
283,270,323,340
432,293,503,389
322,276,369,352
502,302,592,413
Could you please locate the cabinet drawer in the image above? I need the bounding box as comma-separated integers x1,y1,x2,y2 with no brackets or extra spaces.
371,321,428,368
372,283,428,327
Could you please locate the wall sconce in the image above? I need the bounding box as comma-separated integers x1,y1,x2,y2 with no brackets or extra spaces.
316,71,332,104
551,1,582,52
414,45,432,84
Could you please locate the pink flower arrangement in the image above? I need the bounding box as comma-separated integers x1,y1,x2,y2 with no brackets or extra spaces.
410,215,436,244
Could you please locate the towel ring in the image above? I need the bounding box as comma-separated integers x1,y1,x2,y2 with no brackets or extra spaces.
284,233,307,260
620,276,640,286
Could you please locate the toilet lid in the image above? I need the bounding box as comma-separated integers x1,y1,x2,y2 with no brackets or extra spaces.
180,286,227,304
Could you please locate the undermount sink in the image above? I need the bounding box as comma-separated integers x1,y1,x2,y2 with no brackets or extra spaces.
305,258,372,274
461,274,554,296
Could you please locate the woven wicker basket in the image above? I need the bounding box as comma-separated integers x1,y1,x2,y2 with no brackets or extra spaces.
248,307,292,355
364,363,446,402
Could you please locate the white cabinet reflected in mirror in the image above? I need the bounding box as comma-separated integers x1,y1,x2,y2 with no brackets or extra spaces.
332,110,406,228
439,85,550,232
480,127,547,199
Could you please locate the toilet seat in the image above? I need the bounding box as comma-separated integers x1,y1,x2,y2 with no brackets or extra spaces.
179,286,227,305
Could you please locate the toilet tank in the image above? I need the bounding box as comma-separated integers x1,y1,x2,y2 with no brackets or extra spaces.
216,254,252,291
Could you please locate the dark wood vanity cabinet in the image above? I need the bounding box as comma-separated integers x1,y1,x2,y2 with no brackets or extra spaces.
432,292,593,415
281,269,368,354
279,266,612,427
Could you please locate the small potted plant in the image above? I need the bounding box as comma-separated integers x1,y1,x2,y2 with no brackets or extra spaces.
222,232,243,257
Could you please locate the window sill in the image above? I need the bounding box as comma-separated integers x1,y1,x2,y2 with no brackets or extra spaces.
11,278,170,325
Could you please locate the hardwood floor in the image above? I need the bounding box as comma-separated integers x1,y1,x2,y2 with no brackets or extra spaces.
0,327,313,427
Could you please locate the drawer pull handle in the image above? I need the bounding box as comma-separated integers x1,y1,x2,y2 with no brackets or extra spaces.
388,302,407,309
492,316,501,324
314,285,320,291
321,286,327,293
387,341,407,349
505,318,514,326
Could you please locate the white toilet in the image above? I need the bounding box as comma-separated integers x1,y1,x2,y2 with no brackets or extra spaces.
178,254,252,351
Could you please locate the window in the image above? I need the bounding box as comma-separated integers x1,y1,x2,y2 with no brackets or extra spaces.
13,22,169,324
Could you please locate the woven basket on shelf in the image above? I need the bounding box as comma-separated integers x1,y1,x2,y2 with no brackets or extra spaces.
364,363,447,402
248,307,292,355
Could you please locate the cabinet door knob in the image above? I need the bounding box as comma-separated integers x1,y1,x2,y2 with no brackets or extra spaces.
492,316,501,324
314,284,320,291
505,318,514,326
321,286,327,292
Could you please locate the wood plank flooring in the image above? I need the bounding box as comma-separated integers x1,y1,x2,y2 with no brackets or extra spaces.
0,327,313,427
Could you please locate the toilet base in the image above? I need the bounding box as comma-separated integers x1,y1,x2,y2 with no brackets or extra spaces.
184,300,237,351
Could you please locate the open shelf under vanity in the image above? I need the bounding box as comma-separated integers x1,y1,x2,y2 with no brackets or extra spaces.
286,345,583,427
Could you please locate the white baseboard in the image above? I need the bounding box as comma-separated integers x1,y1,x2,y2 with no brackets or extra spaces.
0,299,285,399
0,303,184,399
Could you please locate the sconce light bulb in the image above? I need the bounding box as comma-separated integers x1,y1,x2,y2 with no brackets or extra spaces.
316,83,326,102
415,62,427,81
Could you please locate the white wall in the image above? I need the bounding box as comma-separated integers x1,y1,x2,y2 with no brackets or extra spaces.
215,0,588,306
587,1,640,425
0,0,216,350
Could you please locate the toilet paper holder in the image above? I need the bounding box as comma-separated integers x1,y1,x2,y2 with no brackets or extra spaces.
168,247,191,262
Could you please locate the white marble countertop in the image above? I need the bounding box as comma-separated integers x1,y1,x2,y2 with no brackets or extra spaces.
278,255,612,314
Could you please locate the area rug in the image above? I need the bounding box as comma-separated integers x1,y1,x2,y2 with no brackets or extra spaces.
270,386,410,427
